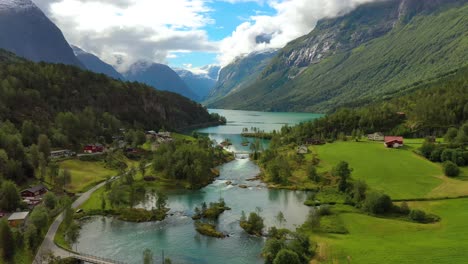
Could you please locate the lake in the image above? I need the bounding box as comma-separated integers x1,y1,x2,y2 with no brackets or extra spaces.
74,109,321,264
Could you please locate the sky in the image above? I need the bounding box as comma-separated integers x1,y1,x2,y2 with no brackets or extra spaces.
32,0,377,72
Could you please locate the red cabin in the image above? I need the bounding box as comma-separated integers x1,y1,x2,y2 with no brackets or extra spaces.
384,136,404,148
21,185,48,198
83,144,104,153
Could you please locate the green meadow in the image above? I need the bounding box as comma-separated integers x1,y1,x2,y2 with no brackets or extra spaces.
313,141,444,199
59,160,117,193
312,198,468,264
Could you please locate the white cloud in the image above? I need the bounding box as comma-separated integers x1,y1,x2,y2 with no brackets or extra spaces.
32,0,218,71
218,0,379,66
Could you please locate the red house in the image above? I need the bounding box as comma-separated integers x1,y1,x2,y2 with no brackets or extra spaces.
384,136,404,148
83,144,104,153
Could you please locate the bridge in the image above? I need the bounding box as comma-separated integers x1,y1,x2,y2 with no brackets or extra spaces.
72,253,126,264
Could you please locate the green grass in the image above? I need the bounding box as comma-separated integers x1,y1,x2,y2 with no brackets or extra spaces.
59,160,117,193
54,221,72,251
313,141,443,199
313,198,468,264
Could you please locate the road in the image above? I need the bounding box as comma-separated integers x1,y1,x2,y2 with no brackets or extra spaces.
33,180,109,263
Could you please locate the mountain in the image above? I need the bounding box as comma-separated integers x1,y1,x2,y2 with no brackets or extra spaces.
204,50,277,105
0,0,83,67
124,61,198,101
72,45,124,80
0,49,222,131
209,0,468,112
175,65,220,101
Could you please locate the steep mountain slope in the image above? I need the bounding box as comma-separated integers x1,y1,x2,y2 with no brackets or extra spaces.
210,0,467,112
72,45,124,80
204,50,277,105
124,61,198,101
0,0,83,67
175,65,220,101
0,49,222,131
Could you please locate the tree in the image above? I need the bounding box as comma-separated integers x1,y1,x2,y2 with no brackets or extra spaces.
0,181,21,211
43,192,57,210
143,248,154,264
0,220,14,261
352,180,368,205
29,144,40,169
444,127,458,143
38,153,47,181
362,191,393,215
333,161,352,192
443,161,460,177
263,238,285,264
306,164,319,182
156,192,168,211
65,222,80,245
22,120,39,147
409,210,427,223
24,223,38,251
273,249,301,264
38,134,51,160
48,162,60,187
29,206,49,234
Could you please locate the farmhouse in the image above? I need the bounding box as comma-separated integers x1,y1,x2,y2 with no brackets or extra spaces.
297,145,309,154
8,212,29,228
83,144,104,153
368,132,384,141
304,138,325,145
50,149,75,159
21,184,48,198
384,136,404,148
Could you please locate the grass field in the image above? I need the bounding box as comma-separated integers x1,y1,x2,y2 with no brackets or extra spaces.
313,198,468,264
312,141,444,199
59,160,117,193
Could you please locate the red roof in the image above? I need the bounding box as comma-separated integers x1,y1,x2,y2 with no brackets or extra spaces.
384,136,403,143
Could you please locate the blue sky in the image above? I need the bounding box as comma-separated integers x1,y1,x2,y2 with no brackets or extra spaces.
168,1,276,68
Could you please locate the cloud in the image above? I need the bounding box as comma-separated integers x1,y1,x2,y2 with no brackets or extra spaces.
218,0,379,65
32,0,217,71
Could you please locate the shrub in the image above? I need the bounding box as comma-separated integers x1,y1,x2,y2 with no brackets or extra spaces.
409,210,426,223
273,249,301,264
362,191,393,215
443,161,460,177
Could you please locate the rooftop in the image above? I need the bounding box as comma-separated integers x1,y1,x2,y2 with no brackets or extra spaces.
8,211,29,221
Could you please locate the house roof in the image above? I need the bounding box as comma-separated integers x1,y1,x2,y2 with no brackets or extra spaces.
8,212,29,221
22,184,47,194
384,136,404,143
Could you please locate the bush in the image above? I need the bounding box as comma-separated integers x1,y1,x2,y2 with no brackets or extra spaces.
362,191,393,215
409,210,426,223
443,161,460,177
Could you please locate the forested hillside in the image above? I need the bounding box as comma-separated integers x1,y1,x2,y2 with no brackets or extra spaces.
281,66,468,141
0,49,223,135
210,0,468,112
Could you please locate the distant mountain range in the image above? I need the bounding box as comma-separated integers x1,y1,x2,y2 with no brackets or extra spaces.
72,46,125,80
204,50,277,105
208,0,468,112
124,61,198,101
175,65,220,101
0,0,83,68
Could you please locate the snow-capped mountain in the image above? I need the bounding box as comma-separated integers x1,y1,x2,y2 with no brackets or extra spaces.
0,0,83,67
124,61,198,101
175,65,221,100
72,45,124,80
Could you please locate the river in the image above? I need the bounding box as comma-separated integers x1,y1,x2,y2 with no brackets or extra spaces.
74,109,321,264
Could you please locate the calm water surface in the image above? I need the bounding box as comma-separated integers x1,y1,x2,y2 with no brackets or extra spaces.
74,109,321,264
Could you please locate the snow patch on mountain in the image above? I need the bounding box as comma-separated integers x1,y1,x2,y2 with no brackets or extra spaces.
0,0,36,11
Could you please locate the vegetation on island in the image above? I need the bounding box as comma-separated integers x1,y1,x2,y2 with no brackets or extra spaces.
239,209,265,236
192,198,231,220
194,222,226,238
